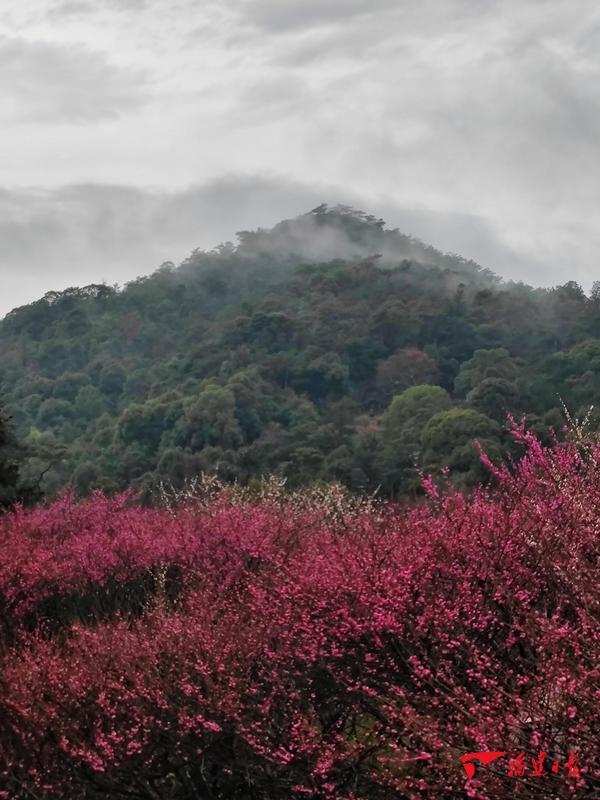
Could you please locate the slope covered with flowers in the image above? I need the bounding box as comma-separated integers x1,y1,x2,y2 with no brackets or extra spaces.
0,426,598,799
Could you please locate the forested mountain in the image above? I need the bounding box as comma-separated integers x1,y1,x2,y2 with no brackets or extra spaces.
1,203,599,500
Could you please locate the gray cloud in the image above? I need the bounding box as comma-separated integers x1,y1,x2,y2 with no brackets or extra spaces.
230,0,398,33
0,35,146,122
46,2,96,19
47,0,151,17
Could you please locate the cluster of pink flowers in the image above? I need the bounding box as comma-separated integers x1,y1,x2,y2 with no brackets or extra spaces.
0,425,598,798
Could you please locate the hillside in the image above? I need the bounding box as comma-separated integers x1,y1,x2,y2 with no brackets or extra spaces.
1,204,599,500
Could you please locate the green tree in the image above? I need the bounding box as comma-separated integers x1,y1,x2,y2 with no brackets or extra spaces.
71,461,101,495
53,372,90,402
0,408,22,508
0,407,41,508
376,348,439,405
179,385,242,451
98,363,127,398
454,348,518,396
466,377,520,422
37,398,74,429
382,386,452,439
378,385,453,496
421,408,501,486
74,385,108,421
118,398,181,453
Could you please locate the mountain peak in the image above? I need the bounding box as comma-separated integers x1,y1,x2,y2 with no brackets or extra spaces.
223,205,497,286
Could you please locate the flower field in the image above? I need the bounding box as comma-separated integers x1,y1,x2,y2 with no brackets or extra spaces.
0,425,598,798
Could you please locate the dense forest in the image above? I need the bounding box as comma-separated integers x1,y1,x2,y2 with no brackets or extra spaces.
1,203,600,501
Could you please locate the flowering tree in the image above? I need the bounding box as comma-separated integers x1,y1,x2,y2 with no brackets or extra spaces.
0,425,598,798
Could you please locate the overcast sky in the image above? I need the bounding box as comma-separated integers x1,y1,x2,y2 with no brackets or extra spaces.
1,0,599,316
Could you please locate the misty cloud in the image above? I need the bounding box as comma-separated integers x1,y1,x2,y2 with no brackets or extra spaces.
0,175,551,319
0,178,317,317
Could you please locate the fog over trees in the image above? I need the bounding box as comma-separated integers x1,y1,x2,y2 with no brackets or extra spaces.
1,205,598,502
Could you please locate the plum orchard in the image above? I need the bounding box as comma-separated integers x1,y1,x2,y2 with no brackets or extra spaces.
0,424,598,798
